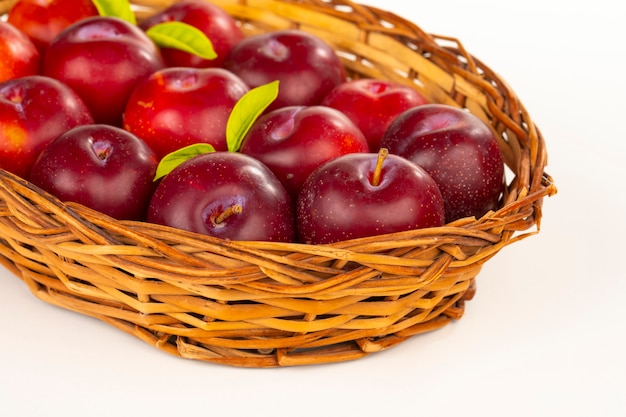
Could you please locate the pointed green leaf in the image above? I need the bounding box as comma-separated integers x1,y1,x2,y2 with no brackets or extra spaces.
154,143,216,181
227,80,280,152
146,22,217,60
92,0,136,25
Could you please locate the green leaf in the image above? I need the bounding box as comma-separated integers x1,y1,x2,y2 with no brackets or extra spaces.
154,143,216,181
92,0,136,25
146,22,217,60
226,80,280,152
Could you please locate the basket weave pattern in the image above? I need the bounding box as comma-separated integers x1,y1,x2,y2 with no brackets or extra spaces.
0,0,556,367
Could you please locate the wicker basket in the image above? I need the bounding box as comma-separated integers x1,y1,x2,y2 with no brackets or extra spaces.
0,0,556,367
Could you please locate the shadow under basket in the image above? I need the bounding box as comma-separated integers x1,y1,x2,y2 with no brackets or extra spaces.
0,0,557,367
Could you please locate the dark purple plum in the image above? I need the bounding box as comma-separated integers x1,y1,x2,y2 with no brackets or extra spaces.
147,152,295,242
29,124,159,221
381,104,505,222
296,149,445,244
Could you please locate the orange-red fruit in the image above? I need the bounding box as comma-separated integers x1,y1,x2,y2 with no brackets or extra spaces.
7,0,98,54
0,21,40,83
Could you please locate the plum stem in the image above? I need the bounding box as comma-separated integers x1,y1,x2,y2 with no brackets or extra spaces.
214,204,243,224
92,141,112,161
372,148,388,187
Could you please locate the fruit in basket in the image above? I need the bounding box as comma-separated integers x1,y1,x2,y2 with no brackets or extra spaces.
239,105,369,198
223,29,345,112
147,151,295,242
380,104,505,222
42,16,165,126
6,0,98,53
0,21,41,83
0,75,93,178
321,78,429,152
28,124,159,221
139,0,244,68
296,148,445,244
123,67,250,158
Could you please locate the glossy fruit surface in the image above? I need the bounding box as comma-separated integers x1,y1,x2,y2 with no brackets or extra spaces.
43,16,165,126
380,104,505,222
296,149,445,244
0,21,41,83
239,105,369,198
224,29,345,112
29,124,159,221
0,75,93,178
147,152,295,242
7,0,98,53
321,78,429,151
123,67,249,158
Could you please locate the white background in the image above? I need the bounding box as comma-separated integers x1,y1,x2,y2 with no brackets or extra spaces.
1,1,625,416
